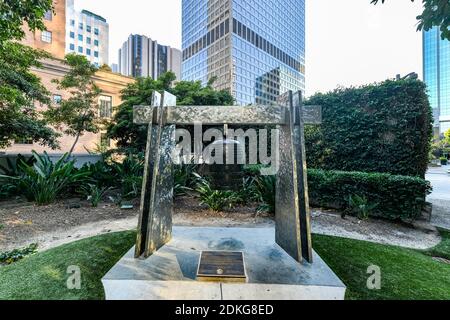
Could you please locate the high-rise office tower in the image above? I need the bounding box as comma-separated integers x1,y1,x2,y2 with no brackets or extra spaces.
66,0,109,66
181,0,305,105
424,27,450,136
118,35,182,80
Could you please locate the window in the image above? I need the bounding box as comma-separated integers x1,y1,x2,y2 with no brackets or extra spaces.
86,37,91,44
44,10,52,21
94,28,99,35
86,25,92,33
70,32,75,39
78,46,83,53
99,96,112,118
86,48,91,55
94,39,99,46
41,30,52,43
53,95,62,104
94,51,99,58
69,43,75,51
79,22,83,30
78,34,83,41
70,19,75,26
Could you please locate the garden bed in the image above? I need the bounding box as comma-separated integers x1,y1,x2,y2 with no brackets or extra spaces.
0,196,441,253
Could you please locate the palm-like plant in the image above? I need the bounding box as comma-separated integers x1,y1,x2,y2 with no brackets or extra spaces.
0,151,89,205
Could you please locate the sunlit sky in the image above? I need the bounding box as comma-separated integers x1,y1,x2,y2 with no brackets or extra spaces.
76,0,423,96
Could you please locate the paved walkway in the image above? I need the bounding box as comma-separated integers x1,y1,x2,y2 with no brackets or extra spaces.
426,165,450,230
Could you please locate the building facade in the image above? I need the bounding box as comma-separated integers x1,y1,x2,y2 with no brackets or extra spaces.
181,0,306,105
66,0,109,66
1,59,134,156
423,27,450,136
22,0,67,60
15,1,134,156
118,35,182,80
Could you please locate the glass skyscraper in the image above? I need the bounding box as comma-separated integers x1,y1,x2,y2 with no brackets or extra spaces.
182,0,305,106
423,27,450,135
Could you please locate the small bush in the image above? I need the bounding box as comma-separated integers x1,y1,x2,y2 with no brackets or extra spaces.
196,176,242,212
0,244,38,265
346,194,378,220
308,169,431,221
110,154,144,200
173,162,198,197
254,175,276,214
80,184,111,207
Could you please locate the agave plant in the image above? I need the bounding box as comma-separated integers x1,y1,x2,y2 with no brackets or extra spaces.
0,151,89,205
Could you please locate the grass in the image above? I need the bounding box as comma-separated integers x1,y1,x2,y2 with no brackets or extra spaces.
0,231,136,300
313,230,450,300
0,229,449,300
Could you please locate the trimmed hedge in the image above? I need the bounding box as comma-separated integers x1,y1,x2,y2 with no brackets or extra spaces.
308,169,432,221
305,79,433,178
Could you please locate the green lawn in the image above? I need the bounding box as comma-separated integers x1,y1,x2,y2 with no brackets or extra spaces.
0,229,449,300
0,231,136,300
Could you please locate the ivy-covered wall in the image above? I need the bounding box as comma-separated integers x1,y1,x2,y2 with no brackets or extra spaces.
305,79,433,177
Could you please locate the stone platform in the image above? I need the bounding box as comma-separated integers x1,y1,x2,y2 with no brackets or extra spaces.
102,227,346,300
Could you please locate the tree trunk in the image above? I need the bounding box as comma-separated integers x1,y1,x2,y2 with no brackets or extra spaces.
68,131,81,157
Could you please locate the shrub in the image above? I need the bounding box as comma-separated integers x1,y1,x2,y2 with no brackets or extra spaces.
0,244,38,265
440,157,448,165
80,184,111,207
305,79,433,177
346,194,378,220
77,160,116,189
0,151,89,205
308,169,432,221
173,162,198,197
110,154,144,200
195,176,242,212
254,175,276,214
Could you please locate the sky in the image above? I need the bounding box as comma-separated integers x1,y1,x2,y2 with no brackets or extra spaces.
75,0,424,96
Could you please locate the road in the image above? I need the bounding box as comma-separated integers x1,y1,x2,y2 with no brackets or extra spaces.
426,165,450,230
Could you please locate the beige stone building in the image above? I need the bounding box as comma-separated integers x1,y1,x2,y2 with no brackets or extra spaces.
1,0,135,157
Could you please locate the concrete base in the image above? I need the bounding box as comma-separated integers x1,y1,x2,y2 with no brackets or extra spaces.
102,227,346,300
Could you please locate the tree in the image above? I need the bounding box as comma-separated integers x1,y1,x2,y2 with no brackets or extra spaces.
0,0,59,149
44,54,101,155
0,0,53,43
107,72,234,152
371,0,450,40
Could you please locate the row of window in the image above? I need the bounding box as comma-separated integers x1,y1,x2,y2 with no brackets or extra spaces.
69,44,99,57
232,18,303,73
182,18,230,61
69,32,99,46
70,20,100,35
15,96,112,146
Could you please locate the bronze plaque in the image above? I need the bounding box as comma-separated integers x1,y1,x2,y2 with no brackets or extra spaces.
197,251,247,283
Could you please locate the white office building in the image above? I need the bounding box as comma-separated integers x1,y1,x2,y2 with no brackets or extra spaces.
118,34,181,80
66,0,109,66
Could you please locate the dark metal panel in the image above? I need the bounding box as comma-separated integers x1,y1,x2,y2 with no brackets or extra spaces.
275,91,303,262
